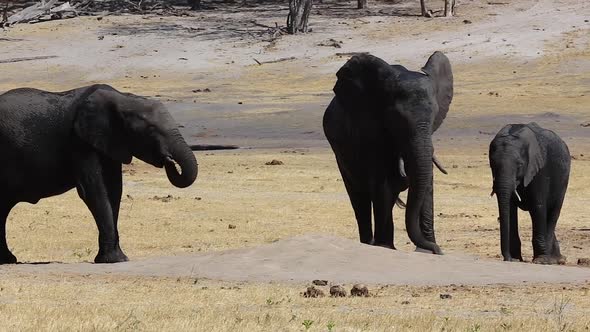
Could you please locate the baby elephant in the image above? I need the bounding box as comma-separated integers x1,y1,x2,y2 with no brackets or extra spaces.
0,84,198,264
489,122,570,264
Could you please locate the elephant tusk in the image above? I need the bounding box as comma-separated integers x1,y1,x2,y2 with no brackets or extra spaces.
398,157,407,178
395,198,406,209
432,154,448,174
164,156,180,172
514,190,522,203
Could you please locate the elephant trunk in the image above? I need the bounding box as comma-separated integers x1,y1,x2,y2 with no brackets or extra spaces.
405,124,442,254
494,178,515,261
164,129,198,188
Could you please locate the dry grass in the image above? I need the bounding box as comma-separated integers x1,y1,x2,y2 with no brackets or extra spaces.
3,147,590,331
1,1,590,330
1,273,590,331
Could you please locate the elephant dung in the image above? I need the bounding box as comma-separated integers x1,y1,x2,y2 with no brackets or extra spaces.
312,279,328,286
329,285,347,297
302,286,325,298
265,159,284,165
350,284,369,297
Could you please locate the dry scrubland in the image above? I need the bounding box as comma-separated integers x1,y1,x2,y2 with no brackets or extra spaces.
1,0,590,330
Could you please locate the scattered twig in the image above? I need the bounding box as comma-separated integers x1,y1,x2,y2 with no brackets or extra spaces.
0,55,58,64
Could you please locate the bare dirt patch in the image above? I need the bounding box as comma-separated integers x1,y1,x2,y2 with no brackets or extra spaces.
7,234,590,285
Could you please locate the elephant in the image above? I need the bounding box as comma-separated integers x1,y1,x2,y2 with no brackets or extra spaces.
489,122,570,264
0,84,198,264
323,51,453,254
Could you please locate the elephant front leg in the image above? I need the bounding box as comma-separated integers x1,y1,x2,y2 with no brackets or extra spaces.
76,154,128,264
336,157,373,244
102,158,123,245
371,182,395,249
0,203,17,264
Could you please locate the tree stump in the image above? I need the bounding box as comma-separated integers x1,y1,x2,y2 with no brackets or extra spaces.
287,0,312,34
188,0,201,10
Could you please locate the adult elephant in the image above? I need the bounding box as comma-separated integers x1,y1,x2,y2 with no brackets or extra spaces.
323,51,453,254
0,84,198,264
489,123,570,264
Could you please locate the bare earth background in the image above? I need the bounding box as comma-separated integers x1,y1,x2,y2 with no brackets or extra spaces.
1,0,590,330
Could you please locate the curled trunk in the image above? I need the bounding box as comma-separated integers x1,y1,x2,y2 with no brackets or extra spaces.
164,130,198,188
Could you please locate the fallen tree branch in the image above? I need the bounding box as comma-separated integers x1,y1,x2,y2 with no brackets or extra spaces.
335,52,370,57
190,144,239,151
6,0,59,25
252,56,296,65
0,55,58,64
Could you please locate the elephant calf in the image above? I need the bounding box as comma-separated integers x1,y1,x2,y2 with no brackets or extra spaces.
0,84,198,264
489,122,570,264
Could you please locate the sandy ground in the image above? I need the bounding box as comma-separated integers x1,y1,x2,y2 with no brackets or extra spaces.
8,234,590,285
1,0,590,329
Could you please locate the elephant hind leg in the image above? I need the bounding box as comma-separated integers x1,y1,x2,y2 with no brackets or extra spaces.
0,202,17,264
546,203,566,264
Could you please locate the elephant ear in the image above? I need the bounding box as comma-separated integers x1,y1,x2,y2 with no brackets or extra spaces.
518,125,545,187
73,86,132,164
421,51,453,132
333,54,395,107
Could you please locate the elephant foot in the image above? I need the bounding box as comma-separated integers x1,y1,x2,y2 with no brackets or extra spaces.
373,242,395,250
532,255,566,265
94,245,129,264
415,246,444,255
503,257,523,262
0,250,17,264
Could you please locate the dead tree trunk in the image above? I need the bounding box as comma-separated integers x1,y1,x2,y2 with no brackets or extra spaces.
444,0,455,17
420,0,427,16
287,0,312,34
357,0,367,9
188,0,201,10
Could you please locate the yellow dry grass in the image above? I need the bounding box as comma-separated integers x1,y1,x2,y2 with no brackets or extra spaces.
1,2,590,330
2,147,590,331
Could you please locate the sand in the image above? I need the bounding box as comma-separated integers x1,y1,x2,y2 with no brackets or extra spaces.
5,234,590,285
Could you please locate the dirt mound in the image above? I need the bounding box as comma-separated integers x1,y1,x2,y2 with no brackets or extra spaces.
7,235,590,285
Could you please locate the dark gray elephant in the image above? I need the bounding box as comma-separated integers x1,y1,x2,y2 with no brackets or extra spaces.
323,52,453,254
489,122,570,264
0,84,198,264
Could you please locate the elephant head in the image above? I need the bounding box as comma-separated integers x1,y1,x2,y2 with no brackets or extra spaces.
333,52,453,254
73,85,197,188
489,123,544,260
